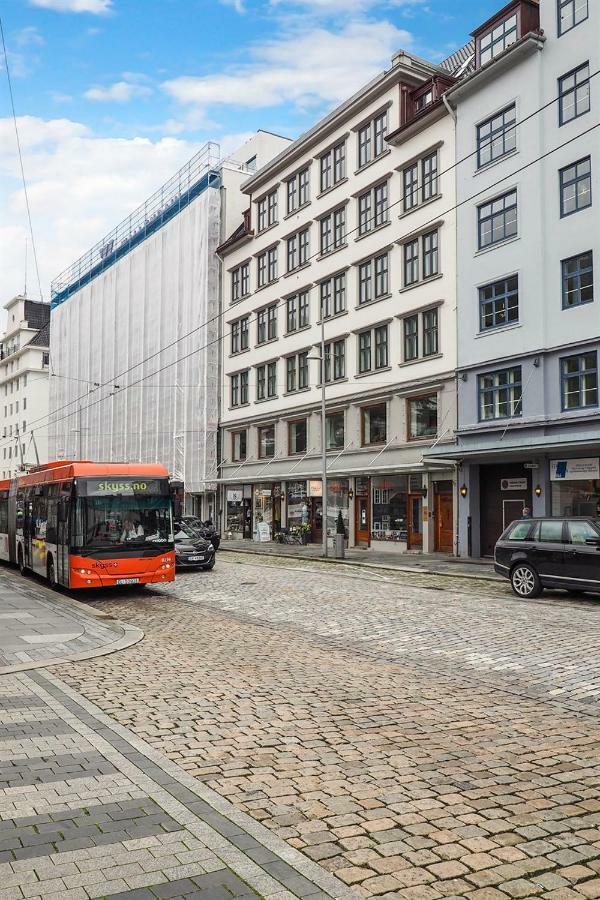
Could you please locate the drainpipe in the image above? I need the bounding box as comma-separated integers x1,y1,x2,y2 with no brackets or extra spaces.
442,93,457,122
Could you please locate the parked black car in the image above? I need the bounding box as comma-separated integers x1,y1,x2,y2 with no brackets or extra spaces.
174,522,216,570
494,516,600,598
180,516,220,551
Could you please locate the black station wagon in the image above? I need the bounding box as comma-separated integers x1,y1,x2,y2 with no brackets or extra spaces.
494,517,600,598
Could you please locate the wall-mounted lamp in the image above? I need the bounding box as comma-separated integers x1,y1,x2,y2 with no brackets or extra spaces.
460,484,468,498
348,488,354,500
533,357,540,368
534,484,542,498
281,492,286,501
460,372,468,382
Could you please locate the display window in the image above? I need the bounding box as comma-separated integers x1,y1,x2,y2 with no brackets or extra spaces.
371,475,408,542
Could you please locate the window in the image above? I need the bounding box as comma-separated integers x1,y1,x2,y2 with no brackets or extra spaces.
287,228,310,273
561,351,598,409
558,0,588,35
42,353,50,368
415,89,433,113
478,189,517,248
324,339,346,383
362,404,387,445
422,152,438,202
562,251,593,308
231,316,249,354
404,315,419,361
319,206,346,255
358,325,388,374
479,275,519,330
567,519,599,544
423,309,439,356
320,273,346,319
256,362,277,401
358,252,389,305
230,370,249,408
287,167,310,213
231,263,250,302
358,111,388,168
258,425,275,459
560,157,592,216
232,430,247,462
537,520,564,543
320,141,346,192
286,351,309,393
257,304,277,344
403,229,439,285
506,521,533,540
477,104,517,168
257,190,278,231
403,163,419,212
326,412,344,450
408,395,437,440
479,13,517,66
286,290,310,333
559,63,590,125
358,181,389,236
478,366,522,420
257,246,278,287
288,419,307,455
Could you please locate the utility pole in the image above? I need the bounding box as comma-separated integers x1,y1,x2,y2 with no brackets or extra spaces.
320,314,328,559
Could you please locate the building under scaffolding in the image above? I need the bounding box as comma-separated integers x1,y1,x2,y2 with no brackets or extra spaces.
48,132,290,518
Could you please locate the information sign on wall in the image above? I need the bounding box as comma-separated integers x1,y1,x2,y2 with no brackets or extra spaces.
500,478,528,491
550,458,600,481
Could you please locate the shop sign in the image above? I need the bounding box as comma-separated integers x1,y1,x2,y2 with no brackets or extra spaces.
409,474,423,492
501,478,528,491
550,458,600,481
255,487,272,498
227,489,242,503
256,521,271,542
308,480,322,497
355,477,369,497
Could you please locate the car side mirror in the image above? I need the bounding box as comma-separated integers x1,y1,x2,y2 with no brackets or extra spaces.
585,537,600,546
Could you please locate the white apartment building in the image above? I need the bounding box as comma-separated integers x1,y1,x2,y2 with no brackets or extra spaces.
219,48,468,553
49,133,289,519
0,296,50,478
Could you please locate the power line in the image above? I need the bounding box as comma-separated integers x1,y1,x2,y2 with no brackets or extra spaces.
0,14,44,303
15,108,600,456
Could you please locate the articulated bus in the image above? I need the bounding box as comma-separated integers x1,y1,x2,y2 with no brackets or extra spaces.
0,462,175,589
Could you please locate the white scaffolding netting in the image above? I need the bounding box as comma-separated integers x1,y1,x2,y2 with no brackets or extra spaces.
48,184,220,494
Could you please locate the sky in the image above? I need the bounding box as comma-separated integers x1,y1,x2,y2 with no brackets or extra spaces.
0,0,500,306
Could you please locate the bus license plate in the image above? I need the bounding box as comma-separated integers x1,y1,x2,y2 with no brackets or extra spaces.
116,578,140,585
188,556,204,562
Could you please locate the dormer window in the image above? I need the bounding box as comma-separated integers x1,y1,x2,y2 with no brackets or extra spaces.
479,13,517,65
415,90,433,113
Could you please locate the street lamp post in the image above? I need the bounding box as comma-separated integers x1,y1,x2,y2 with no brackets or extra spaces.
308,314,328,558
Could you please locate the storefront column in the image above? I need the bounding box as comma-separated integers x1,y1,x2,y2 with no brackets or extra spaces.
531,459,549,517
348,478,356,547
457,463,480,558
422,474,432,554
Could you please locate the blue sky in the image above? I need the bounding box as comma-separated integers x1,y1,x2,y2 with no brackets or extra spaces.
0,0,500,303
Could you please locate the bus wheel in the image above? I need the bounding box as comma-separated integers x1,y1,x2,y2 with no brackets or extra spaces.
18,547,27,576
47,557,58,590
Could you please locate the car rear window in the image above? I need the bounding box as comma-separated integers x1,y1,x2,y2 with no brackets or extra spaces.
531,520,564,542
567,520,599,544
505,521,533,541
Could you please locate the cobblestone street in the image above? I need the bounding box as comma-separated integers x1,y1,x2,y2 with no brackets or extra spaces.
42,552,600,899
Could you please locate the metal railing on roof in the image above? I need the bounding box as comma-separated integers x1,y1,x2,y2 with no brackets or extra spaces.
51,140,255,307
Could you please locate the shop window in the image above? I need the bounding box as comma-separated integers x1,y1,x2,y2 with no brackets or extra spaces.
552,475,600,517
562,251,593,308
408,395,438,440
371,475,408,543
561,351,598,409
560,157,592,217
231,430,247,462
326,412,344,450
477,104,517,168
361,403,387,446
288,419,307,455
253,484,275,535
287,481,309,529
258,425,275,458
326,479,349,538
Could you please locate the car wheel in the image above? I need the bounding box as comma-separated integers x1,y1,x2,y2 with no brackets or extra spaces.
511,563,542,598
203,559,216,571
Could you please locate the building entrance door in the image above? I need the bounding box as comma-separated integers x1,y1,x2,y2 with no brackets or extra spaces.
435,491,453,553
480,464,531,557
355,477,370,546
407,494,423,549
310,498,323,544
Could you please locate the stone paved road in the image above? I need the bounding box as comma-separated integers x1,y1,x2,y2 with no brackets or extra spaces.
52,554,600,899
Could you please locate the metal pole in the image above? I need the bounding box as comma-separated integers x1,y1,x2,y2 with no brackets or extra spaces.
320,315,328,559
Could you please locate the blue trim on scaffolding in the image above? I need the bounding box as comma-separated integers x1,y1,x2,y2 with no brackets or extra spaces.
51,170,222,309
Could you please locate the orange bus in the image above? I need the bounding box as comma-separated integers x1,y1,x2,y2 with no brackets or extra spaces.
0,462,175,589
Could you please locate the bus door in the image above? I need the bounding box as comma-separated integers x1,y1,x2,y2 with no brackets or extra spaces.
23,500,33,569
56,499,70,587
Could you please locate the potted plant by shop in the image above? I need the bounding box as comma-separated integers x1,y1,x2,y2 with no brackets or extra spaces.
334,511,346,559
299,522,311,544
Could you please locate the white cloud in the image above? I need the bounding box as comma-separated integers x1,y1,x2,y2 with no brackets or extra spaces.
163,20,413,112
29,0,112,13
219,0,246,11
13,26,45,48
0,116,196,303
84,80,152,102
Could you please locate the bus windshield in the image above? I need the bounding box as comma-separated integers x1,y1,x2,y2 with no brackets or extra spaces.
73,495,173,550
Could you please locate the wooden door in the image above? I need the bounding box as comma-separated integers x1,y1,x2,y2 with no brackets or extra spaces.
407,494,423,549
311,498,323,544
435,492,453,553
355,493,370,545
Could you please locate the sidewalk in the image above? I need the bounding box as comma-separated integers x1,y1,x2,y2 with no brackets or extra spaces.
221,539,500,581
0,668,353,900
0,570,143,674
